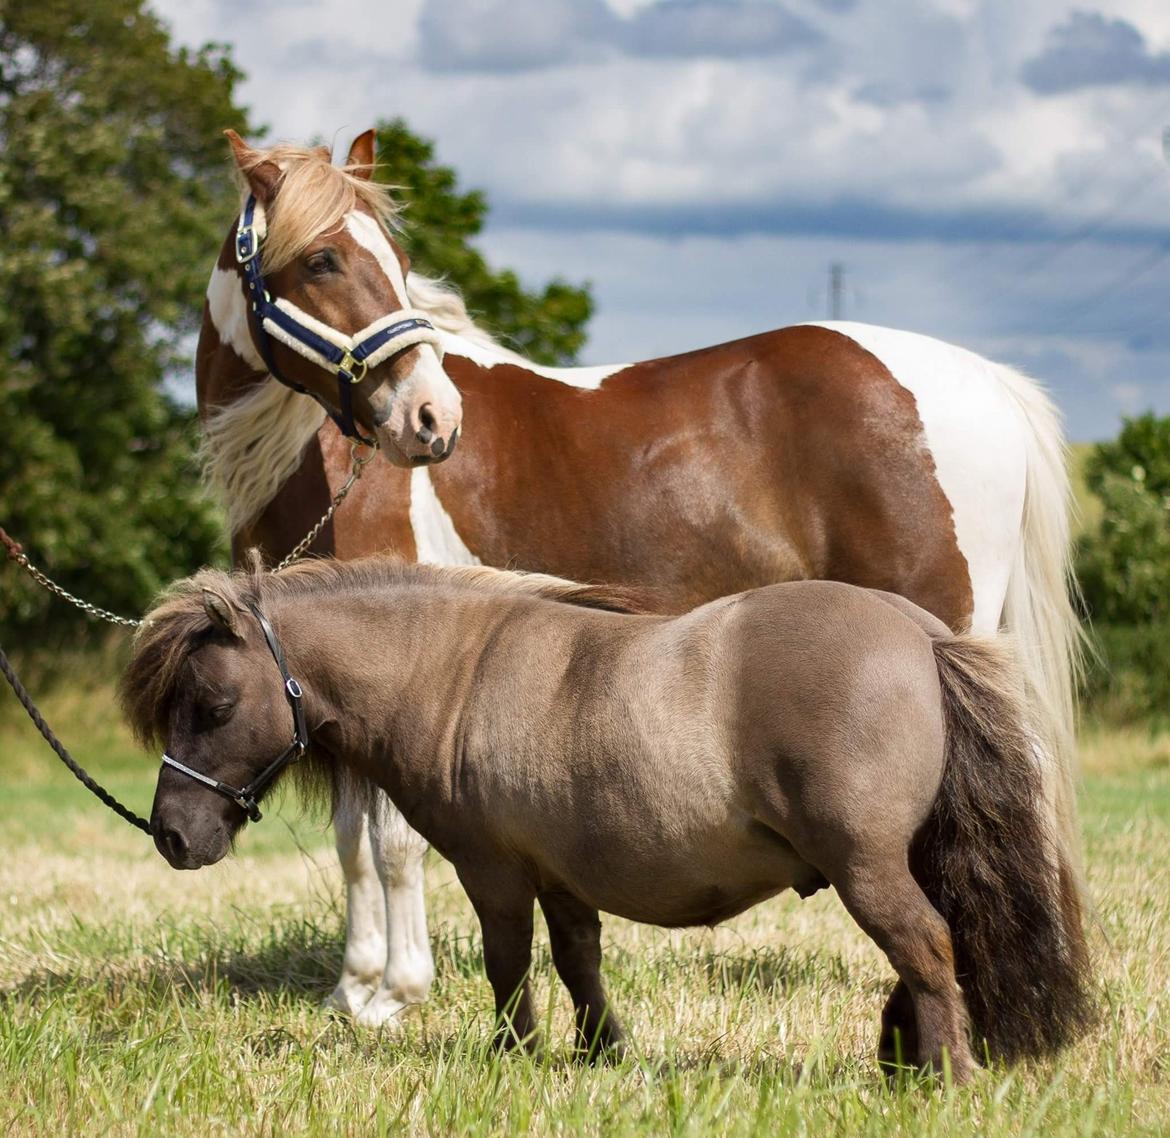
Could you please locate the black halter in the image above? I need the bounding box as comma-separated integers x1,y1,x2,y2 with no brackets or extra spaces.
160,603,308,824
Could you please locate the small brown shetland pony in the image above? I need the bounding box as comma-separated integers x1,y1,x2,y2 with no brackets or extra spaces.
123,557,1093,1079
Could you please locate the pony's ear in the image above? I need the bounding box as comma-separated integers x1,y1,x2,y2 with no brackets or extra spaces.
345,129,377,180
202,589,242,639
224,128,281,205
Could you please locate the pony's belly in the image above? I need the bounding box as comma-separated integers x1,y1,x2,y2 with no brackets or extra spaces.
552,832,816,929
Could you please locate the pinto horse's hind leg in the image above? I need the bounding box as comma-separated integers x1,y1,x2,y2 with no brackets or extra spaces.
539,891,625,1061
833,861,975,1082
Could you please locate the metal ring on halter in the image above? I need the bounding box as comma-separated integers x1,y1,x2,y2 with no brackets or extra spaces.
337,352,368,385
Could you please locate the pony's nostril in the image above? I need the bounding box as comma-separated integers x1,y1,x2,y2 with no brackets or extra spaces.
159,826,187,862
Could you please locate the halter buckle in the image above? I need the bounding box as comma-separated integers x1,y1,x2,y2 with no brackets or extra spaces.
337,352,367,385
236,223,260,265
286,677,303,700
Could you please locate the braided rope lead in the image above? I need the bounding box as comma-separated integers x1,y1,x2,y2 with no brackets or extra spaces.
0,644,153,834
0,438,378,838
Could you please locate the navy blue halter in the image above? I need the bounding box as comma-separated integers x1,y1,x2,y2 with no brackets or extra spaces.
235,194,441,447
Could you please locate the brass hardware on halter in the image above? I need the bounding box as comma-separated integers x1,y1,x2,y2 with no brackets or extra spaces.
337,352,368,385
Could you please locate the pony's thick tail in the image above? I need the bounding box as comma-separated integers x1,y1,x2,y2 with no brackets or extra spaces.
995,365,1085,882
914,635,1095,1063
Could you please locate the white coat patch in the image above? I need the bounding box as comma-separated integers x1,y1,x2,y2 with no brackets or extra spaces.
410,466,480,566
804,321,1028,632
439,331,630,391
206,266,265,371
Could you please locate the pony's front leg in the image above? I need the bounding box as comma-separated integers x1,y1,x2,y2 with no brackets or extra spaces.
323,784,388,1018
353,792,435,1028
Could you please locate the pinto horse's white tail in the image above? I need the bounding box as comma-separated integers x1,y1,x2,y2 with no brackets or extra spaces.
995,364,1085,881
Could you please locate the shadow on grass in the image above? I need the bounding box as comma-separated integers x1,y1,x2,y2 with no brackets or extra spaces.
1,913,344,1009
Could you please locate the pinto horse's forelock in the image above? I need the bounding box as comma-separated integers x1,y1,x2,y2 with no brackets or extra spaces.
231,141,403,275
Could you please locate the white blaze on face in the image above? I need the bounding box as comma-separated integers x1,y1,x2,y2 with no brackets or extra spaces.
343,210,462,442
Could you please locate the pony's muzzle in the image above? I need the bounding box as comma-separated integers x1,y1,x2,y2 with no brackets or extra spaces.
155,823,193,869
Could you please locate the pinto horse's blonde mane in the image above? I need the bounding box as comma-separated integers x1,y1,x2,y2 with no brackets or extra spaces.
120,555,645,749
204,141,528,534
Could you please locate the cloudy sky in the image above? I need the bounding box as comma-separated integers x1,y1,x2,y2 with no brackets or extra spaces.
151,0,1170,439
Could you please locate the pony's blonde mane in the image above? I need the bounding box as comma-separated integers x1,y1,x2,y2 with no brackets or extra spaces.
205,142,529,533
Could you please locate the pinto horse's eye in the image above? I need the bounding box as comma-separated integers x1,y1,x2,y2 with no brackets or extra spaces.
305,250,338,276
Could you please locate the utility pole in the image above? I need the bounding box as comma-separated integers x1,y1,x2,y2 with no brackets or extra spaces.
829,262,845,320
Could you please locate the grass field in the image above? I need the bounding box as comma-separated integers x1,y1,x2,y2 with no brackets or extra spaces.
1,678,1168,1137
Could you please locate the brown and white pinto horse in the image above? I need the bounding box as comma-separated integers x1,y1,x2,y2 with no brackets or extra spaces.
197,131,1081,1028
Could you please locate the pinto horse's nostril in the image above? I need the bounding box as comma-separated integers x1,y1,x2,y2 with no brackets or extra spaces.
416,403,437,445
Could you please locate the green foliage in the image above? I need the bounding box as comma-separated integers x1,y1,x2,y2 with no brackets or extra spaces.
0,0,249,649
1076,414,1170,625
1075,414,1170,720
374,119,593,366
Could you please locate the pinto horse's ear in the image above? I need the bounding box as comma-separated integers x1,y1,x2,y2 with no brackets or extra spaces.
202,589,242,639
224,128,281,205
345,129,377,180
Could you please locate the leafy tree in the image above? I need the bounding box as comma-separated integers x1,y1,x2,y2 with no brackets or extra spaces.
1076,414,1170,720
373,120,593,365
0,12,594,655
0,0,252,649
1077,414,1170,624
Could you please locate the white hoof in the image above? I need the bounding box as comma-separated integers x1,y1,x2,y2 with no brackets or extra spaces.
353,989,418,1029
322,980,376,1019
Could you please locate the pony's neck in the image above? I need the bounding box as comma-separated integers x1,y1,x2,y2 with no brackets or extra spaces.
275,588,481,792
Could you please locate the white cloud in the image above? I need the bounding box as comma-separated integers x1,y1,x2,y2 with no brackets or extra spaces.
147,0,1170,438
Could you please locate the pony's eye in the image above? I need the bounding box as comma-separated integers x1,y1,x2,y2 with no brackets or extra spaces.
305,250,337,276
209,702,235,724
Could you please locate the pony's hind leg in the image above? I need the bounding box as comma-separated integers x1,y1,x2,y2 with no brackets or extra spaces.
878,980,920,1071
538,891,625,1061
834,859,975,1082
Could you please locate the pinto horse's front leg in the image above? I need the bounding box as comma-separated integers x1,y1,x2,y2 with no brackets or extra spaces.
324,784,388,1018
325,784,435,1028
